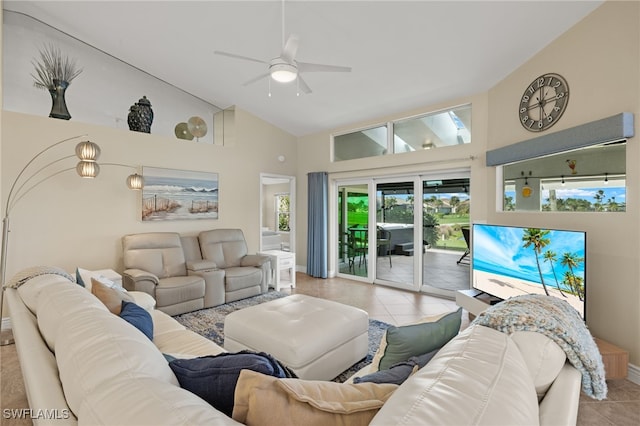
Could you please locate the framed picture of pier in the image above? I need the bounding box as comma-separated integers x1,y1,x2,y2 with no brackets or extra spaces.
141,166,219,221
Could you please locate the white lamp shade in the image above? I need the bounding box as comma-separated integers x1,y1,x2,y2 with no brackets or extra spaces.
75,141,101,162
126,173,144,190
76,161,100,178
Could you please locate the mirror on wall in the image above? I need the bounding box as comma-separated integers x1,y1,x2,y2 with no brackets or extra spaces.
260,174,296,252
502,141,626,212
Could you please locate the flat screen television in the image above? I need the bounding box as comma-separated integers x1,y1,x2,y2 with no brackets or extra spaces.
471,223,586,319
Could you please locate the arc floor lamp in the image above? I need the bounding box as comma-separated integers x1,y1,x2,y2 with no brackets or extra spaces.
0,134,142,345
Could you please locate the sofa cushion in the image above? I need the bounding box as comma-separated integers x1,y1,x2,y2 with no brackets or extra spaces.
169,351,293,416
122,232,188,278
511,331,567,401
370,324,539,425
56,305,178,416
119,301,153,340
371,307,461,371
224,267,262,291
128,291,157,311
79,376,242,426
91,277,134,314
155,275,205,307
199,229,249,268
36,278,108,351
17,273,81,314
233,370,398,426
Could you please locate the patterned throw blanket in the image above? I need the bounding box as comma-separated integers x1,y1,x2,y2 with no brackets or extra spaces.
4,265,75,288
472,294,607,400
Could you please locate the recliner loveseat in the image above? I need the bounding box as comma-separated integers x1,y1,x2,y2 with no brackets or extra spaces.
122,229,269,315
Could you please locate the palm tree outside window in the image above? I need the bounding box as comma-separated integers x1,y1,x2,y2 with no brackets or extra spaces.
276,193,290,231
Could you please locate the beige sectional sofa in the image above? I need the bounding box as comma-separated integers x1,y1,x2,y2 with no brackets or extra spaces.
6,270,582,425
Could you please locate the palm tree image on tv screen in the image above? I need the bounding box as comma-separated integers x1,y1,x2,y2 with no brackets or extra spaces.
472,224,586,319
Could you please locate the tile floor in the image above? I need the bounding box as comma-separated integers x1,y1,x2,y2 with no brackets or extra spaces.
1,273,639,425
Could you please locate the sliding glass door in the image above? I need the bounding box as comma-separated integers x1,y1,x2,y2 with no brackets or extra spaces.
421,177,471,297
375,179,416,290
337,183,369,280
335,171,471,297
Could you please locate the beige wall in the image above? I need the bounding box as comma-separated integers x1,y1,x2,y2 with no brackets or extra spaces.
297,93,489,276
488,0,639,364
2,0,638,367
1,108,296,279
297,1,640,365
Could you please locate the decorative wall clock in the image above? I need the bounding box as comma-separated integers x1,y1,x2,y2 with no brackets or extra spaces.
518,73,569,132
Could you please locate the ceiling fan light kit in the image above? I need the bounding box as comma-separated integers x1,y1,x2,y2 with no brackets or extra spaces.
270,61,297,83
214,0,350,95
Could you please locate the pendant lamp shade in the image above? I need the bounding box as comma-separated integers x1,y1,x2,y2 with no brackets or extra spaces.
75,140,101,162
76,160,100,178
126,173,143,190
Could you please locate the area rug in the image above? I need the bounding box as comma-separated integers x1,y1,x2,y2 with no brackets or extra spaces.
174,291,391,382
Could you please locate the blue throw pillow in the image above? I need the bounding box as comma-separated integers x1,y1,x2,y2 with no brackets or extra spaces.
119,301,153,340
353,349,439,385
169,351,294,417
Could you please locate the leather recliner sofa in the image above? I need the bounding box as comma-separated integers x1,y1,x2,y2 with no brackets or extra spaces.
122,229,269,315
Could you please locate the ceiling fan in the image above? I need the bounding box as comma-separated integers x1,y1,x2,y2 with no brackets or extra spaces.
214,1,351,94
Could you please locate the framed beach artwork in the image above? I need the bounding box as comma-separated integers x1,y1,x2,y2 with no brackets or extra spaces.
142,167,219,221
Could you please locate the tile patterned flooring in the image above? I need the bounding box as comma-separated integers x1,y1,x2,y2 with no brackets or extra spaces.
1,273,639,425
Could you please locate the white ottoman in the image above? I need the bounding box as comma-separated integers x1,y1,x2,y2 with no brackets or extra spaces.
224,294,369,380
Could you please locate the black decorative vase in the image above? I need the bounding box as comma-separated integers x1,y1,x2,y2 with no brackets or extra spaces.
48,79,71,120
127,96,154,133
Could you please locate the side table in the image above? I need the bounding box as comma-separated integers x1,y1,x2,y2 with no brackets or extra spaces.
258,250,296,291
595,338,629,379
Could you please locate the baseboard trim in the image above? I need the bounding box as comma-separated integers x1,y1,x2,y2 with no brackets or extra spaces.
627,363,640,385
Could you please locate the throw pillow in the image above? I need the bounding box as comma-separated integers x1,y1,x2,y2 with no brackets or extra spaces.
371,307,462,371
353,349,440,385
232,369,398,426
119,300,153,340
75,267,86,287
169,351,295,417
91,277,134,315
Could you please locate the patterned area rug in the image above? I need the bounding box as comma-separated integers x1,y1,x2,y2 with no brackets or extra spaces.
174,291,391,382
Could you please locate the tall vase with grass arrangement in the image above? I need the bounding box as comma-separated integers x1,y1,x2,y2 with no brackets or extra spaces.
31,43,83,120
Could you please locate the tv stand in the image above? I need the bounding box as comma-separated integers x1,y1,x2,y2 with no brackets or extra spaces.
455,289,500,318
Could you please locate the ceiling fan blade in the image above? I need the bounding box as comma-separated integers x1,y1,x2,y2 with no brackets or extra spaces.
214,50,268,65
243,72,271,87
281,34,299,63
297,74,312,94
297,62,352,73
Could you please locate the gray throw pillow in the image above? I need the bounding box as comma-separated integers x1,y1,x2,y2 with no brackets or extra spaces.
353,349,439,385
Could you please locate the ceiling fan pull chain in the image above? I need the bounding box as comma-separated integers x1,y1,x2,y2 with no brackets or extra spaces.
268,77,272,97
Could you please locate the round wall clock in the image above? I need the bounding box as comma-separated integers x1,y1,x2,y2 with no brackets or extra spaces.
518,73,569,132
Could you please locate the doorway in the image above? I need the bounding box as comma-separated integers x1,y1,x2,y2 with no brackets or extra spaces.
260,174,296,253
335,171,470,298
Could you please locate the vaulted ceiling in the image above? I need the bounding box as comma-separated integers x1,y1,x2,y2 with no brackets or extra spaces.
3,1,604,136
